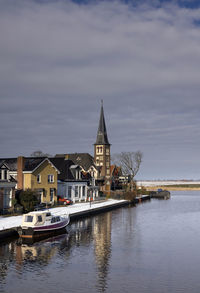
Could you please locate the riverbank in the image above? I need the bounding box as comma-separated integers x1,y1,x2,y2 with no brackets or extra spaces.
0,199,130,240
0,196,151,241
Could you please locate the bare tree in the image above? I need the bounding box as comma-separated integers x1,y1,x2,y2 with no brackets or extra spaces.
30,150,51,157
112,151,143,190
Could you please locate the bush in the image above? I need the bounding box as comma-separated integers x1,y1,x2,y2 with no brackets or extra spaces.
19,189,39,212
109,190,136,201
124,191,137,201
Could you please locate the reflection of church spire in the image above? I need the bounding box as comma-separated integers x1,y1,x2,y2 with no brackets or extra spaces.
93,213,112,292
95,100,110,145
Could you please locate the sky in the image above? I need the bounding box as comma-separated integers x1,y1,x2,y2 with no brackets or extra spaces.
1,0,200,180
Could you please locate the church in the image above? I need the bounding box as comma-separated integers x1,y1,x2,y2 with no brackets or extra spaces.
94,101,111,192
56,101,111,193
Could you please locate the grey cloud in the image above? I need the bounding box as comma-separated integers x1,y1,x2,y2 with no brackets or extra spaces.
1,0,200,179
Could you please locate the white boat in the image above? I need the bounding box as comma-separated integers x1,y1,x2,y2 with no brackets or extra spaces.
17,210,70,239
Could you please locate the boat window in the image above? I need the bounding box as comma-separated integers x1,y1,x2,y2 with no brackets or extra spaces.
25,215,33,222
37,215,43,222
51,216,60,223
46,212,51,217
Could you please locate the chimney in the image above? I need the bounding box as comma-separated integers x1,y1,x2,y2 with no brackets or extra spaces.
17,156,25,190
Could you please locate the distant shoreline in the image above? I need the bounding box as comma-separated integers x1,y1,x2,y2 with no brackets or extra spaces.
146,186,200,191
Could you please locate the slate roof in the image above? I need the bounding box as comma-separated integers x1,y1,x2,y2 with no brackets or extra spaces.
0,157,58,173
95,102,110,145
0,158,17,171
23,157,47,171
49,158,75,181
55,153,96,172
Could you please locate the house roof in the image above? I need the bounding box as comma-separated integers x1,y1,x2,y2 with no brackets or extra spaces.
0,158,17,171
0,157,60,174
49,158,75,181
110,165,122,176
55,153,96,172
0,161,10,170
23,157,47,171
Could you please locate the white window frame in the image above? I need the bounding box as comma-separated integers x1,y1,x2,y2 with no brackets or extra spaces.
48,174,54,183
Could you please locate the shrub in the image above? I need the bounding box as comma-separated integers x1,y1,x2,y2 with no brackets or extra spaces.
19,189,39,212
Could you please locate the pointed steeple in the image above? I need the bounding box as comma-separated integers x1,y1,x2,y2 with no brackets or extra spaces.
95,100,110,145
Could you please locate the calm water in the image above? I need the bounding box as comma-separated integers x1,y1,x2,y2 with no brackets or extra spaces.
1,191,200,293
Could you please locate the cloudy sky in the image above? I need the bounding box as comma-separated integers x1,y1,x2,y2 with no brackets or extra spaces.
1,0,200,179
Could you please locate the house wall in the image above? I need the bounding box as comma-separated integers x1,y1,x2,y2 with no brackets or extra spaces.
0,185,16,211
24,160,58,203
24,173,32,190
57,181,88,203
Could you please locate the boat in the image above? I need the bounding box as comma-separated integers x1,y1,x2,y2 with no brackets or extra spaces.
17,210,70,239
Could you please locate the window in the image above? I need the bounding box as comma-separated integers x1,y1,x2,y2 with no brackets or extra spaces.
4,170,7,180
75,186,78,197
83,186,86,197
79,186,81,198
25,215,33,222
96,146,103,154
50,188,54,201
0,169,8,180
37,215,43,222
106,148,110,155
68,186,72,198
48,174,54,183
3,189,12,208
37,189,43,202
51,216,60,223
37,174,41,183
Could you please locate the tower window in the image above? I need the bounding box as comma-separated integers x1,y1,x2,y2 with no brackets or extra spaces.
106,148,110,155
96,146,103,154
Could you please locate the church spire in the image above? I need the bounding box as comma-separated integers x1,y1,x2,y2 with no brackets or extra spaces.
95,100,110,145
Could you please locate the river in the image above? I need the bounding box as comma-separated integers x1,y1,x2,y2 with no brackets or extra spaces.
1,191,200,293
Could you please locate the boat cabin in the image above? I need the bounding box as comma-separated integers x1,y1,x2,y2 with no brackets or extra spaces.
22,211,53,227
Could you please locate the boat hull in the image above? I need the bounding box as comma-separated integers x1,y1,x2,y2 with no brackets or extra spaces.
18,218,70,239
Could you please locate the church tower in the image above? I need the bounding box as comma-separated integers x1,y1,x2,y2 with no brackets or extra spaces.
94,101,111,192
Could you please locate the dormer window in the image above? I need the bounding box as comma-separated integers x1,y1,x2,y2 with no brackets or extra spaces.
4,170,7,180
0,169,9,180
75,170,81,180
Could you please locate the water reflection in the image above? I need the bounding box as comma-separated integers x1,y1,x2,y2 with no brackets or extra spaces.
93,213,112,292
2,192,200,293
0,214,113,293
